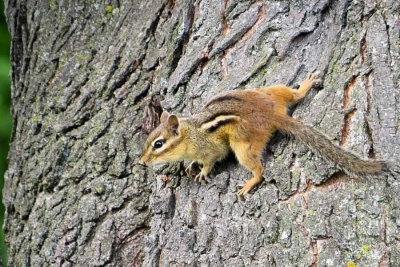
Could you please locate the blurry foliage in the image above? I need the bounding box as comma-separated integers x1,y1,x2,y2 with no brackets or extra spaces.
0,0,11,264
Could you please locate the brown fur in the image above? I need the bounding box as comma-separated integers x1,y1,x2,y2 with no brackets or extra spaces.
139,72,385,196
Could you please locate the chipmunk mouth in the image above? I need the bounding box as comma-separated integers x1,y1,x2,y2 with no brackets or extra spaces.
139,154,149,166
139,154,158,166
138,160,147,167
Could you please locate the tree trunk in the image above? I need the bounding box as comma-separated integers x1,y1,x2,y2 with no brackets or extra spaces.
3,0,400,266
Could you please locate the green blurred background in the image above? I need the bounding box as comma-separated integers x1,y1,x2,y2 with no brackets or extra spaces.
0,0,11,264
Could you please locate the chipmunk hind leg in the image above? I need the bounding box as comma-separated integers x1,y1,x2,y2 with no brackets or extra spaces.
230,139,266,197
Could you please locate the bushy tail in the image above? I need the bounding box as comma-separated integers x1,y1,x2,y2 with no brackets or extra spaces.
277,115,386,177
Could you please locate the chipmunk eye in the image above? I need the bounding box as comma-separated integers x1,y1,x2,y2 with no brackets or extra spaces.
153,139,165,149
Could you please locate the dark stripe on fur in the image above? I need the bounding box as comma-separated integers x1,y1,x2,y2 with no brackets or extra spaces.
204,95,242,108
157,137,181,156
207,118,237,132
201,111,238,124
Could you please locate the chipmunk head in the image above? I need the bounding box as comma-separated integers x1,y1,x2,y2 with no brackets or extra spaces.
139,110,186,165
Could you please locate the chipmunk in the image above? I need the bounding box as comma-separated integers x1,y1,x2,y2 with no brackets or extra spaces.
139,72,386,196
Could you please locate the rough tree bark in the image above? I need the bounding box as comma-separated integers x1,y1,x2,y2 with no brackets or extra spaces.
3,0,400,266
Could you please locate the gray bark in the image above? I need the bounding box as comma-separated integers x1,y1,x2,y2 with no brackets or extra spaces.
3,0,400,266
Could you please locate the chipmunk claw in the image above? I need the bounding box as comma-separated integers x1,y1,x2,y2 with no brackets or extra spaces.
194,172,211,183
237,177,261,198
237,183,251,198
308,71,322,86
236,183,250,199
185,161,199,176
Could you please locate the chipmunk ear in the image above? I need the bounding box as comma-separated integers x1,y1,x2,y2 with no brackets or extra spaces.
167,114,179,135
160,110,170,123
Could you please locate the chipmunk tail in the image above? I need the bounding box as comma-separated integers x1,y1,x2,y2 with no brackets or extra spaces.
277,115,387,177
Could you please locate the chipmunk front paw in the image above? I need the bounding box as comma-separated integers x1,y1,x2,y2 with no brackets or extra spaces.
308,71,322,86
